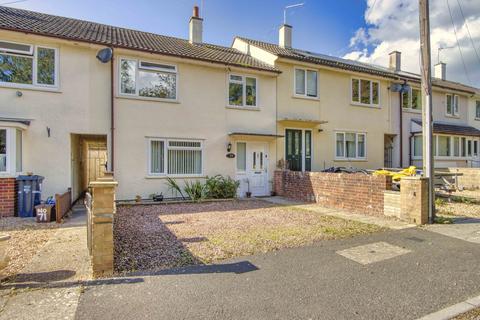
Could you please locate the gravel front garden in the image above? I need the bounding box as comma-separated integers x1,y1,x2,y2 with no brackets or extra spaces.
0,217,59,279
114,199,383,274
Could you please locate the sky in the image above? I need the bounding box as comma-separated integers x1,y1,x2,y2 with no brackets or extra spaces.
3,0,479,87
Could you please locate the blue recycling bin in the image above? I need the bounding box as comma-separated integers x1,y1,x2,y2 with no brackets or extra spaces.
16,175,44,218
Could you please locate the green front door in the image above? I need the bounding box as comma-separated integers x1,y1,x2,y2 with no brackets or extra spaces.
285,129,302,171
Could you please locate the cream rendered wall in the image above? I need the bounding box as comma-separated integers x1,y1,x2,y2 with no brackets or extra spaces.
275,60,394,170
468,95,480,129
113,49,277,200
0,31,111,199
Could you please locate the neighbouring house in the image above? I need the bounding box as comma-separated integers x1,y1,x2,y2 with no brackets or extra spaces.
232,24,480,171
0,6,479,216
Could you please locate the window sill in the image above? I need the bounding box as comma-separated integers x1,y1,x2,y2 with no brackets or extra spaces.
403,108,422,114
350,102,381,109
0,83,61,93
145,175,206,179
0,173,18,178
116,95,180,104
292,95,319,101
445,114,460,119
226,105,261,111
333,158,368,162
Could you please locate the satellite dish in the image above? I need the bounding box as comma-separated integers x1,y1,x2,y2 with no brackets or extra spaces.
96,47,113,63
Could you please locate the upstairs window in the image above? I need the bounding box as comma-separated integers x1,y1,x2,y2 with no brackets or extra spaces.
351,78,379,106
402,88,422,110
228,74,257,107
476,101,480,119
0,40,57,87
120,58,177,100
295,68,318,98
446,94,459,116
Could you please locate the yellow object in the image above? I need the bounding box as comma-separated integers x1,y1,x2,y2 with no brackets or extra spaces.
373,166,417,182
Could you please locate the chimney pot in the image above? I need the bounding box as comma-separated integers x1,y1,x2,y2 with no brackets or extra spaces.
389,51,401,71
435,62,446,80
279,24,292,48
189,6,203,44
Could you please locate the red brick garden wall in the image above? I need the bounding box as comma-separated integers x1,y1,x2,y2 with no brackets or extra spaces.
274,170,392,216
0,178,16,217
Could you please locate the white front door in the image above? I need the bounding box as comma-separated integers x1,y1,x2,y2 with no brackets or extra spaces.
246,142,268,196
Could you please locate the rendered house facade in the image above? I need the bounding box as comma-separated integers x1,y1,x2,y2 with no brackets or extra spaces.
0,6,479,213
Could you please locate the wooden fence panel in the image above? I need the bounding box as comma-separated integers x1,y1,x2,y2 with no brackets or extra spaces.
55,189,72,223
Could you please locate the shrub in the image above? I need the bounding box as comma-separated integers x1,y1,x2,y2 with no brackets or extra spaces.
184,180,208,202
205,175,240,199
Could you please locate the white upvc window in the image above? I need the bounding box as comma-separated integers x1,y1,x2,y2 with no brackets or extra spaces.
446,94,459,116
228,74,257,107
335,131,366,160
294,67,318,98
119,58,177,100
402,87,422,110
412,134,479,159
0,127,22,175
351,78,379,106
148,138,203,177
0,40,59,88
475,101,480,119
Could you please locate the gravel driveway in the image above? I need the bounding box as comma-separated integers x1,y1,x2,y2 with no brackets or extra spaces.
114,199,383,274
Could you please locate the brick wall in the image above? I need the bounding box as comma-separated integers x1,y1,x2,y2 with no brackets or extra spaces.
274,170,392,216
383,191,401,219
0,178,16,217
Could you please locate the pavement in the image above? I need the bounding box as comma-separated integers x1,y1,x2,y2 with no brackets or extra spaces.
0,202,91,320
75,226,480,320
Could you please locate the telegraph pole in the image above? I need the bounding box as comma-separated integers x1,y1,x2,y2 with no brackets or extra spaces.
419,0,435,223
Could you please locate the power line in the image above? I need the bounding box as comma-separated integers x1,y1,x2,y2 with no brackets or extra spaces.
366,0,378,23
455,0,480,65
446,0,471,85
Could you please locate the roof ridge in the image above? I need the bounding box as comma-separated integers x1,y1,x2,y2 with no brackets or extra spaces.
0,6,280,73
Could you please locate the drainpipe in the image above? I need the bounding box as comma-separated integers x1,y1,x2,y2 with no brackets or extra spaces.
110,48,115,172
399,91,403,168
409,133,414,166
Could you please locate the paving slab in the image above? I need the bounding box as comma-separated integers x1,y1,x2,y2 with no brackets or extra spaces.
75,228,480,320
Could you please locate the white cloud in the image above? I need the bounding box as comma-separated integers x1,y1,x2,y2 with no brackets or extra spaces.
344,0,480,87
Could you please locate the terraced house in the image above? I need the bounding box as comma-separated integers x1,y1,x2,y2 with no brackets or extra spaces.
233,24,480,171
0,6,479,215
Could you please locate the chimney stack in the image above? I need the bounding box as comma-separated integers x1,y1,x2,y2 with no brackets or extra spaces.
389,51,401,71
434,62,446,80
279,24,292,48
189,6,203,44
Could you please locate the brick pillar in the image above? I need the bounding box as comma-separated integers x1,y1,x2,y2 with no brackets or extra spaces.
89,178,118,277
400,177,429,225
0,178,16,217
274,170,285,196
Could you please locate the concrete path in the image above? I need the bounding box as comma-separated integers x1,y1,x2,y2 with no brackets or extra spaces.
0,202,91,320
425,217,480,244
262,196,416,230
75,227,480,320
